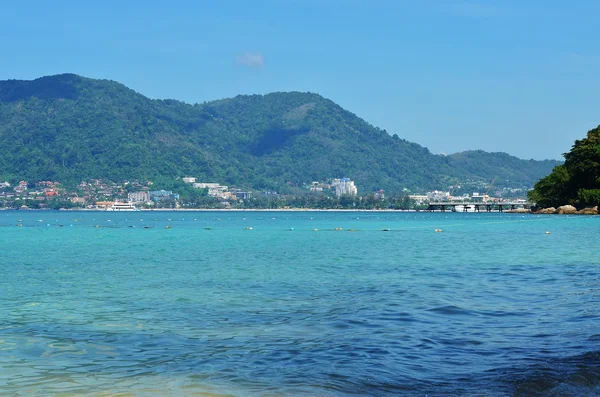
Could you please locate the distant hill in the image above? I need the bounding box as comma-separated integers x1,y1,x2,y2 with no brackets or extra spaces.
0,74,561,193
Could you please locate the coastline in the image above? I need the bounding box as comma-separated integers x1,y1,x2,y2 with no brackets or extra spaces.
5,207,538,213
3,207,418,212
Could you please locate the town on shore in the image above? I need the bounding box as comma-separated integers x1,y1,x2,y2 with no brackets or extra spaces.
0,176,532,211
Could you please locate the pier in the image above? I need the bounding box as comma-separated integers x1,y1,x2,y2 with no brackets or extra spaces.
426,201,531,212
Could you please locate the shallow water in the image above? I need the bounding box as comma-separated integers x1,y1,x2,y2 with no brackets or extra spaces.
0,211,598,396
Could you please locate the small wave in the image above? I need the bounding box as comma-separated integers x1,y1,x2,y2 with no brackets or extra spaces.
426,305,476,316
503,351,600,396
437,337,484,347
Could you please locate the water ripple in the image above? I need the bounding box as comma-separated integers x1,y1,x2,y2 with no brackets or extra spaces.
0,210,598,395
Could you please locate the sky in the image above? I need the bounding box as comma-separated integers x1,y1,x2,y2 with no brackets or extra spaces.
1,0,599,160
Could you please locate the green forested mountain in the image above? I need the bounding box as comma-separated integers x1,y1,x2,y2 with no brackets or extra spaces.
0,74,560,193
528,126,600,208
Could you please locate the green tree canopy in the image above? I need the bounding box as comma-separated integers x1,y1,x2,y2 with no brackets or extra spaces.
0,74,561,193
529,125,600,208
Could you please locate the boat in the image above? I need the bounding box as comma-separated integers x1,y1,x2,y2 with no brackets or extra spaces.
453,205,476,212
106,201,140,211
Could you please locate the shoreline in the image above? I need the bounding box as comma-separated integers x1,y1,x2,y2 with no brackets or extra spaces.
2,207,535,213
9,207,424,212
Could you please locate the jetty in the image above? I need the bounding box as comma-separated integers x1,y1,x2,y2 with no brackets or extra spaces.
426,201,531,212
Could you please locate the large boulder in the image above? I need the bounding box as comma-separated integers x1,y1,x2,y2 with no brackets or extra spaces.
555,205,578,214
535,207,556,214
578,206,599,215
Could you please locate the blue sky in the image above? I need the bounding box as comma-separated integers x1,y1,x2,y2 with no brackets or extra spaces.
1,0,598,160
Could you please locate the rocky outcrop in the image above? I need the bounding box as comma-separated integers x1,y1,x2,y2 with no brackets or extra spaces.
578,206,599,215
534,207,556,214
533,205,598,215
555,205,578,214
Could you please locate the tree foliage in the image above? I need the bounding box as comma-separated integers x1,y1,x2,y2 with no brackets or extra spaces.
0,74,561,193
529,126,600,208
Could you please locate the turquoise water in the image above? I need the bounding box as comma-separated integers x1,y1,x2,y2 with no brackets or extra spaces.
0,210,598,396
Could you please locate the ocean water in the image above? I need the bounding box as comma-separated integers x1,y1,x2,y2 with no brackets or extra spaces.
0,210,598,396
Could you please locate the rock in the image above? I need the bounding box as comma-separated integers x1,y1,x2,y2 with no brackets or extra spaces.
555,205,578,214
578,206,599,215
534,207,555,214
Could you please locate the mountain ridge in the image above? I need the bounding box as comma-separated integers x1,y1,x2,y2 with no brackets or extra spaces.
0,74,561,193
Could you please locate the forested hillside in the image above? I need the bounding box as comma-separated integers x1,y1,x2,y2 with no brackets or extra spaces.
529,125,600,208
0,74,561,193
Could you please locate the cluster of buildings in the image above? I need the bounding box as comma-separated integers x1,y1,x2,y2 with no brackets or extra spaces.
182,177,253,200
409,190,527,206
126,190,179,205
0,175,529,209
77,180,181,207
0,180,65,203
78,179,147,203
0,176,256,209
309,178,358,197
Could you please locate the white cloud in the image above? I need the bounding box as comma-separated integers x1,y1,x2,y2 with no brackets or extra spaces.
236,52,264,68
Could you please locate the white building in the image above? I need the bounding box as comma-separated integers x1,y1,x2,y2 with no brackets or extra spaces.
310,182,325,192
190,183,229,198
332,178,357,197
409,194,428,205
426,190,450,202
182,177,196,184
128,191,150,203
193,182,223,190
471,193,491,203
208,187,229,198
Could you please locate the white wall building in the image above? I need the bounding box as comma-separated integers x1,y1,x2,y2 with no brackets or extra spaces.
182,177,196,183
409,194,428,205
310,182,324,192
128,191,150,203
332,178,357,197
426,190,450,202
193,183,223,190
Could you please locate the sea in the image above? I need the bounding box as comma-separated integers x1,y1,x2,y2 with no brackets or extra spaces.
0,210,598,396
